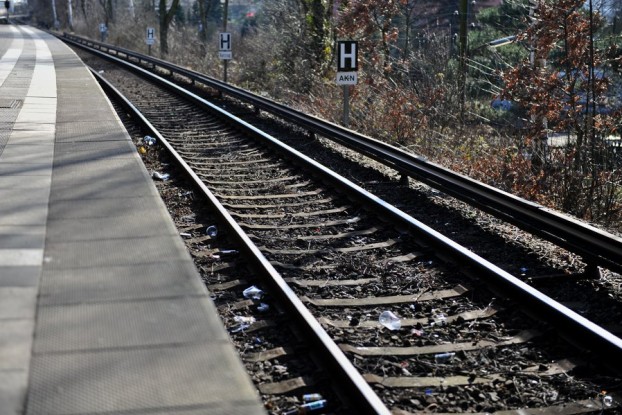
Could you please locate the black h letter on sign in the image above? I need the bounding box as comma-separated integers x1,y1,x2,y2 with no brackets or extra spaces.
220,33,231,50
338,41,358,72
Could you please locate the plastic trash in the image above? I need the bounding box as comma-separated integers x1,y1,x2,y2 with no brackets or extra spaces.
243,285,264,300
256,303,270,312
302,393,323,403
411,328,424,336
379,310,401,330
234,316,256,324
180,213,196,222
152,171,170,181
179,232,191,238
431,312,447,326
230,323,250,333
434,352,455,363
348,315,360,327
143,135,157,146
282,399,327,415
206,225,218,238
600,391,613,407
219,249,239,257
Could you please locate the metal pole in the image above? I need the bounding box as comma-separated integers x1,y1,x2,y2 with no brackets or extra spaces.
458,0,467,125
222,0,229,83
343,85,349,127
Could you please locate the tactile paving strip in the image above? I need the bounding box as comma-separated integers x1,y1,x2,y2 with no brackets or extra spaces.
43,203,177,241
47,195,168,220
50,157,151,194
0,37,36,158
55,121,134,142
0,109,20,155
42,235,190,269
38,261,205,305
34,296,226,353
0,111,18,127
0,130,10,155
26,344,263,415
55,103,122,123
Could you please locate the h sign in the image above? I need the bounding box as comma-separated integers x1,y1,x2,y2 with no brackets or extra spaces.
219,33,231,51
146,27,155,45
337,41,358,72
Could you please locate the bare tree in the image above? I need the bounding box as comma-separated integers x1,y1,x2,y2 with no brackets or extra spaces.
159,0,180,55
300,0,334,70
98,0,113,25
51,0,59,28
128,0,135,19
79,0,86,19
502,0,621,222
67,0,73,30
195,0,220,41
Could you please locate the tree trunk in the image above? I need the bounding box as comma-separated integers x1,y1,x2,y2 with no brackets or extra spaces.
51,0,59,29
302,0,330,66
197,0,209,42
106,0,113,24
98,0,113,25
67,0,73,31
159,0,180,55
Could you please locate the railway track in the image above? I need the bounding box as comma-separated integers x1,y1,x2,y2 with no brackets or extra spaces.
61,35,622,414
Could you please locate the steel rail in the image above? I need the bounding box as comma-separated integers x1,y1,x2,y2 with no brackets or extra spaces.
89,70,392,415
62,32,622,275
85,43,622,376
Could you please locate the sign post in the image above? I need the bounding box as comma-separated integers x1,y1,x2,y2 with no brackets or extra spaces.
146,27,155,56
4,1,9,21
218,32,232,82
220,0,230,83
336,41,358,127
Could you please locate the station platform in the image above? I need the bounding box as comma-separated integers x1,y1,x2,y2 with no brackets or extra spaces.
0,24,266,415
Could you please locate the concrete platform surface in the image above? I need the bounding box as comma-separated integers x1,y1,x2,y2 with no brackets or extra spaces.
0,24,266,415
